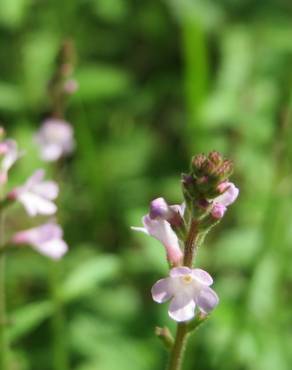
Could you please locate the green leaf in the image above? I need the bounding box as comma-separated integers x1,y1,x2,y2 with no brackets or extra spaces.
73,64,132,102
9,301,53,342
59,255,121,302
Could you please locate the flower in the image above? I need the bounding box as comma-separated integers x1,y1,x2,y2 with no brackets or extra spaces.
149,197,184,227
63,79,79,94
9,169,59,216
131,214,183,265
211,182,239,219
35,118,75,162
151,267,219,322
0,139,21,184
12,222,68,259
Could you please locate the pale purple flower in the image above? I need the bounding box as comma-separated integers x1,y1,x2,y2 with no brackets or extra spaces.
9,169,59,217
150,198,185,226
12,222,68,259
0,139,21,184
131,215,183,265
211,182,239,219
35,118,75,162
152,267,219,322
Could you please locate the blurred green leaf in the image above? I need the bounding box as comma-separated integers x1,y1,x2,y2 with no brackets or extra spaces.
74,64,132,102
9,301,53,342
0,82,23,111
60,255,121,301
0,0,30,28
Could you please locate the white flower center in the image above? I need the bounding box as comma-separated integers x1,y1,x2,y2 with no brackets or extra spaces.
181,275,193,285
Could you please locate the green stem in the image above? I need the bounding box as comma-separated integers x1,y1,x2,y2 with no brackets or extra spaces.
167,220,200,370
167,323,189,370
183,219,199,267
0,253,8,370
0,200,8,369
50,261,69,370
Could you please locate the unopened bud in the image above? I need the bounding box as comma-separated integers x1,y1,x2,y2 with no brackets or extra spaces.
208,151,223,166
192,153,207,169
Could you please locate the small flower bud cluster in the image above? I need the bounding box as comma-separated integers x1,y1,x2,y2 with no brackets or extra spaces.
184,151,233,199
183,151,238,220
132,151,239,323
0,128,68,260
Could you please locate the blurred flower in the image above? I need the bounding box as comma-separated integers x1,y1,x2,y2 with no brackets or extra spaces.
35,118,75,162
132,214,183,265
9,169,59,216
63,79,79,94
0,139,21,184
211,182,239,219
151,267,219,322
12,222,68,259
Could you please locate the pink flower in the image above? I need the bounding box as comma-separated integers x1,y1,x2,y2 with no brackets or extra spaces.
35,118,75,162
12,222,68,259
131,215,183,265
9,169,59,216
149,197,185,227
211,182,239,219
151,267,219,322
63,79,79,94
0,139,21,184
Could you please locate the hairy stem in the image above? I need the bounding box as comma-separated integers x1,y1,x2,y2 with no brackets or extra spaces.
167,220,199,370
183,219,199,267
167,323,189,370
0,254,8,369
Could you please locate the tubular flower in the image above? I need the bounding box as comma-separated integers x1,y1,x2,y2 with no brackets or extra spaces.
0,139,21,184
35,118,75,162
9,169,59,216
131,214,183,265
151,267,219,322
149,197,185,227
12,222,68,259
211,182,239,219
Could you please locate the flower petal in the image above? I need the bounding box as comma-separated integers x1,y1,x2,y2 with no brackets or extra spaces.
19,193,57,216
196,286,219,313
41,144,63,161
211,203,227,219
168,294,196,322
170,267,192,278
214,182,239,206
33,181,59,199
24,169,45,188
191,269,213,286
151,278,174,303
33,239,68,260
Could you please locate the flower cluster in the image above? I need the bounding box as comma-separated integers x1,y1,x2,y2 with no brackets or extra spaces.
0,128,71,260
132,151,239,323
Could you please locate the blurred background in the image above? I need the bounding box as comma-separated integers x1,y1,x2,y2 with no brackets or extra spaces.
1,0,292,369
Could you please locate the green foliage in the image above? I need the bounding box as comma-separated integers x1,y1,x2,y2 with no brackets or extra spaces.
1,0,292,369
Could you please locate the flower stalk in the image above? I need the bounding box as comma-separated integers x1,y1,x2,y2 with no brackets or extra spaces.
0,191,8,370
167,323,189,370
167,219,200,370
0,252,8,370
